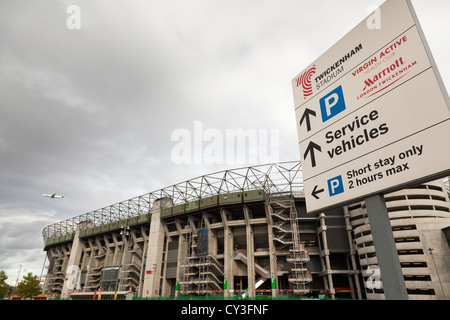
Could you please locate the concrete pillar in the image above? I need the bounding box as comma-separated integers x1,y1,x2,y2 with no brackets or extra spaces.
61,224,84,299
85,240,95,291
221,208,234,297
175,234,186,297
343,206,363,300
142,198,170,297
112,233,121,266
365,194,408,300
117,226,131,292
265,203,278,297
138,226,150,297
244,206,255,298
160,237,171,297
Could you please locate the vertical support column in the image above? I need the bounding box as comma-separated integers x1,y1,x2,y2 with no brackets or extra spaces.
174,218,186,298
221,208,234,297
61,226,84,299
319,213,335,299
175,234,186,297
365,194,408,300
78,243,89,290
264,203,278,297
43,248,56,292
138,226,150,297
85,240,95,291
117,227,131,292
202,213,216,257
142,198,168,298
112,234,121,266
244,206,255,298
343,206,363,300
160,237,171,297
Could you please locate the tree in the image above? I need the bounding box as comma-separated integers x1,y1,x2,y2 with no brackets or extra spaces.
0,270,10,298
16,272,41,299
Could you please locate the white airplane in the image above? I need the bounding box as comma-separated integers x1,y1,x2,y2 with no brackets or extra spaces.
43,193,65,199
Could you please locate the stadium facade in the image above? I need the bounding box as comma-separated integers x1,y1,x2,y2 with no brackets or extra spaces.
41,162,450,300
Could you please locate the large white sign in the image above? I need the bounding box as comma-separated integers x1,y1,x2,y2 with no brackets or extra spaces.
292,0,450,213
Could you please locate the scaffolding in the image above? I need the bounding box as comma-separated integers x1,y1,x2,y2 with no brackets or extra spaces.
180,225,194,294
120,247,142,291
288,196,311,295
45,255,65,294
180,219,223,296
268,192,311,296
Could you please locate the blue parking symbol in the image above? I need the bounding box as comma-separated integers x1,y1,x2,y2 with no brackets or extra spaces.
328,175,344,197
320,85,346,122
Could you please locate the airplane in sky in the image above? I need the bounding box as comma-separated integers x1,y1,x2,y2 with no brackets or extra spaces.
43,193,64,199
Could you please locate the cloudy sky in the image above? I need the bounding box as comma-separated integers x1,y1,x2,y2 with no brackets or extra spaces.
1,0,449,286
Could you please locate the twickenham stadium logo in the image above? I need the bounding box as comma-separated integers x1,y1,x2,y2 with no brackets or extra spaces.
295,65,316,99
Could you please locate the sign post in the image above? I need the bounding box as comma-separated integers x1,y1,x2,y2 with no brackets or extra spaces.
292,0,450,299
365,194,408,300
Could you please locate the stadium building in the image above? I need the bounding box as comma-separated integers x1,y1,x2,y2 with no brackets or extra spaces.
41,162,450,300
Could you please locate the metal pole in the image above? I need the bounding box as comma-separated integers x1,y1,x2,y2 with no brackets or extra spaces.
365,194,408,300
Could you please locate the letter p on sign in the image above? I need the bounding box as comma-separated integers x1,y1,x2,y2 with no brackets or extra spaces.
320,85,346,122
328,175,344,197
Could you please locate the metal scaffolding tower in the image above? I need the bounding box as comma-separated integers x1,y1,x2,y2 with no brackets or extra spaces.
287,196,311,295
268,192,311,296
180,218,223,296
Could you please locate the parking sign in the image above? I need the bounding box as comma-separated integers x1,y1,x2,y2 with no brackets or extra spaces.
292,0,450,213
